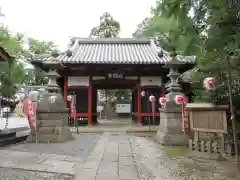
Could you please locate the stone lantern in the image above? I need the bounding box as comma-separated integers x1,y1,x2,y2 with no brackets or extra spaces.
28,69,73,143
156,50,188,145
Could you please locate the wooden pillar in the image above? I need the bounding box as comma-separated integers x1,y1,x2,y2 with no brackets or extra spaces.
137,86,142,127
161,86,165,97
88,77,92,126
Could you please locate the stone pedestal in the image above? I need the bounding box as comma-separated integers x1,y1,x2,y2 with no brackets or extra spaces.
155,101,187,145
27,92,73,143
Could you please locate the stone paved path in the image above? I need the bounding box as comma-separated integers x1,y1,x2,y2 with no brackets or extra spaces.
0,132,238,180
75,132,180,180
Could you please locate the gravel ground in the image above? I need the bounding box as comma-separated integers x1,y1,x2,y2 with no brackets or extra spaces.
4,133,100,158
131,136,238,180
0,168,74,180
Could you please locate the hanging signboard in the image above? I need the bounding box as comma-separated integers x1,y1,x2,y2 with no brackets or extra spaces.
107,73,124,79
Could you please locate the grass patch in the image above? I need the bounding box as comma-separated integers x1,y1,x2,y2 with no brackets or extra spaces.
163,146,188,157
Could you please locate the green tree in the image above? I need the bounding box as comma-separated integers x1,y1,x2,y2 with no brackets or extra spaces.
133,5,202,56
25,38,58,86
90,12,120,38
133,0,240,104
0,27,26,97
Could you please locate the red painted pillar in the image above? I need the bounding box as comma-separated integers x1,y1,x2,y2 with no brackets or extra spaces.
88,78,92,126
161,86,165,97
137,86,142,127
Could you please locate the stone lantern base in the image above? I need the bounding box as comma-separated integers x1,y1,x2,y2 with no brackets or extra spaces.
155,101,187,146
27,92,73,143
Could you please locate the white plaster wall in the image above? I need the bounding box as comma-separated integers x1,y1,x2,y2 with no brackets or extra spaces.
140,76,162,86
68,76,89,86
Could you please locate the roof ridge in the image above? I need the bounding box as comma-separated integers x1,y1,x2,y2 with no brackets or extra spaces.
72,37,151,44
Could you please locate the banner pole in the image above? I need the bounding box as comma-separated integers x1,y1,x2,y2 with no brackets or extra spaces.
35,101,38,144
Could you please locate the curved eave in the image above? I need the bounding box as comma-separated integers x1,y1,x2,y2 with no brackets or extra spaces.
30,60,49,71
30,60,63,72
0,46,14,62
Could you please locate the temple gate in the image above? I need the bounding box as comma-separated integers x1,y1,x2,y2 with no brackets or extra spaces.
31,38,195,127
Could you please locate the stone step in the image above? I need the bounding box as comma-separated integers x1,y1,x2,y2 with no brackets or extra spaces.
0,117,31,146
0,131,28,146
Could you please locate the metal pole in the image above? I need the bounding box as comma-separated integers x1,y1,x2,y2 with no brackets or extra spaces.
106,90,108,120
152,102,155,130
226,55,240,178
0,74,2,120
149,101,152,132
35,112,38,144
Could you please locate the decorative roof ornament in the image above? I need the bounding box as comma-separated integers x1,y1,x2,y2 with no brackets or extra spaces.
66,50,72,57
51,50,59,58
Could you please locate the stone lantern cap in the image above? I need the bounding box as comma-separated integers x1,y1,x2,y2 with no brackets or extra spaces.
164,56,196,69
28,90,39,102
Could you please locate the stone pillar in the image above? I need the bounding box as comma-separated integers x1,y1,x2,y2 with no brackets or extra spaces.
27,70,73,143
155,51,187,145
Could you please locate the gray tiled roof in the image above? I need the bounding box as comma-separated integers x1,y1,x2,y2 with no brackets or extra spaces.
45,38,195,65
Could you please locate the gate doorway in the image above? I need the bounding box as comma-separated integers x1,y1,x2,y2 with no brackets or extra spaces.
91,78,135,125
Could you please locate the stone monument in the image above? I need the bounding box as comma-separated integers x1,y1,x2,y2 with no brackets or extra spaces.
27,70,73,143
155,50,188,145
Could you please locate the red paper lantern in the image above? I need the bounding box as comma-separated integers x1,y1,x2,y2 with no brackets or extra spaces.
203,77,217,90
159,97,167,105
175,95,186,104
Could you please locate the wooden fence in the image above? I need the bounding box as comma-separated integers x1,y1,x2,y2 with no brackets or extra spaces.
185,103,233,158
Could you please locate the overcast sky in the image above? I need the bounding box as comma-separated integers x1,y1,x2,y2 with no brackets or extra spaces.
1,0,156,50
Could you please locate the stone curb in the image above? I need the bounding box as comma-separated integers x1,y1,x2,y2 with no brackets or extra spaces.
69,126,159,133
69,127,103,133
126,126,158,133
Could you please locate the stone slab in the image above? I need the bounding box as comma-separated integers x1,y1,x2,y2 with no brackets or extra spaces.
98,161,118,175
119,144,132,157
82,160,100,170
119,156,135,166
96,174,118,180
119,165,139,179
102,154,118,162
75,168,97,180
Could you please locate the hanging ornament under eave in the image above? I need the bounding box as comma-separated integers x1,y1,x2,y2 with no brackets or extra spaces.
149,95,156,102
67,95,73,101
141,90,146,97
175,95,186,105
159,97,167,105
203,77,217,90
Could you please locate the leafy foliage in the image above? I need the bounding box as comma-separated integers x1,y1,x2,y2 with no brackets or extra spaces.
0,27,26,97
25,38,57,86
0,27,58,97
133,0,240,104
90,12,120,38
